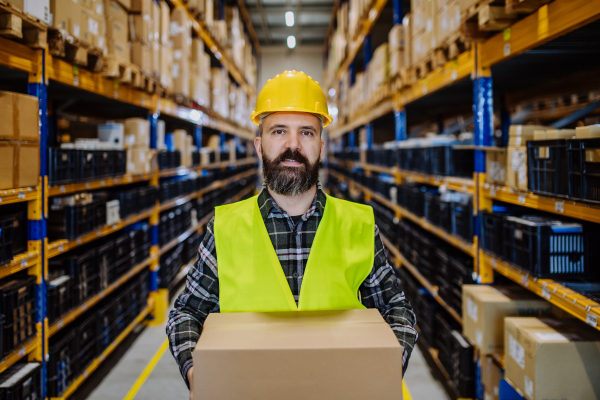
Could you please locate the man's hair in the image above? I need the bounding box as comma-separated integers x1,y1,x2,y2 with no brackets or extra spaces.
258,114,324,136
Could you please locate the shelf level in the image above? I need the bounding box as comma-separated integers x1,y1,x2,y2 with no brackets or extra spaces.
0,251,40,280
380,235,463,325
0,36,41,75
330,170,477,256
48,257,153,337
54,304,153,400
0,187,39,205
47,208,155,258
0,336,40,375
480,0,600,68
48,174,152,197
481,183,600,224
482,251,600,331
159,159,256,178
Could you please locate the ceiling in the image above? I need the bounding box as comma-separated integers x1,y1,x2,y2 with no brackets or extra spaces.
244,0,335,47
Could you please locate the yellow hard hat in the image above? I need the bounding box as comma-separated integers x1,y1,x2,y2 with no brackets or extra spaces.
251,70,332,127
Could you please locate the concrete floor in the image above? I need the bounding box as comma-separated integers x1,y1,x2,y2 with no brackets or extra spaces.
87,289,451,400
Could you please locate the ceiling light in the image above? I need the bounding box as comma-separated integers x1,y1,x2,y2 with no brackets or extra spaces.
285,11,294,27
287,35,296,49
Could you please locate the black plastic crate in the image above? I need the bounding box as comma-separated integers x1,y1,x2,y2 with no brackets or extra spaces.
567,138,600,204
451,196,473,243
527,139,568,197
424,191,441,226
48,330,76,397
97,241,115,289
503,216,597,279
113,150,127,176
0,277,36,357
431,146,474,178
448,330,475,397
75,313,99,374
50,248,99,308
481,211,506,257
76,149,96,181
48,202,98,241
0,210,27,266
97,300,116,350
47,275,71,324
0,362,42,400
402,184,426,217
48,148,75,185
94,150,113,178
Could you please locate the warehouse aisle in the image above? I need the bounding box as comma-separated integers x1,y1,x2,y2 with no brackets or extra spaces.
87,288,449,400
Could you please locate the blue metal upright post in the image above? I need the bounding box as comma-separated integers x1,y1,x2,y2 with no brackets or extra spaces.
194,125,203,149
392,0,403,25
348,130,356,148
394,110,407,141
220,0,225,20
349,62,355,86
473,77,493,173
365,124,374,150
27,49,48,400
220,132,227,151
364,35,372,67
148,112,158,149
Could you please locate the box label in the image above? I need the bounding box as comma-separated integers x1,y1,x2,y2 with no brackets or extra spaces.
476,329,482,347
534,332,568,342
524,375,533,398
509,334,525,369
467,297,478,322
587,313,598,328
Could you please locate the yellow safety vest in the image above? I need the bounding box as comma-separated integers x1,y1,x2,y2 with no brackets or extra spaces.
214,194,375,313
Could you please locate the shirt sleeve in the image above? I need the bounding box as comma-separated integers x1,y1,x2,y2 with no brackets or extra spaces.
166,217,220,388
359,225,418,375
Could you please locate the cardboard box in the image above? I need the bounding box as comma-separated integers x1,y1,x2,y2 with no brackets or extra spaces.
159,44,172,89
81,0,94,11
462,285,552,355
172,49,189,96
50,0,82,38
150,41,159,77
130,13,152,42
123,118,149,148
116,0,130,11
504,317,600,400
481,355,503,400
126,147,151,174
459,0,479,13
0,91,39,141
173,129,188,152
506,146,527,190
158,0,169,44
105,18,127,43
131,41,151,74
106,38,130,63
104,0,128,26
0,141,40,189
170,6,190,50
509,125,550,138
545,129,575,140
130,0,151,15
191,37,204,64
576,125,600,139
486,148,507,185
81,7,102,47
193,309,404,400
151,0,159,44
389,24,404,51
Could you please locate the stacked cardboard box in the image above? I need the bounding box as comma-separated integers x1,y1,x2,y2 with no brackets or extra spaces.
104,0,130,64
0,91,40,190
129,0,154,74
189,38,211,106
123,117,152,174
50,0,106,52
171,6,191,97
158,0,172,89
388,24,405,77
504,317,600,400
481,355,503,400
435,0,460,47
173,129,193,167
366,43,390,99
410,0,436,67
506,125,550,190
211,67,230,119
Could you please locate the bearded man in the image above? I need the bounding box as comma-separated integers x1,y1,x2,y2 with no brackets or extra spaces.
167,71,417,399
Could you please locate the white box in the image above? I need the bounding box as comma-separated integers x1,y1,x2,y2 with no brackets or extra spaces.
98,123,124,149
157,119,166,150
25,0,50,24
106,199,121,225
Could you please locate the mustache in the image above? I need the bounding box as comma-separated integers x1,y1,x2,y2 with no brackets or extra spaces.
274,149,309,166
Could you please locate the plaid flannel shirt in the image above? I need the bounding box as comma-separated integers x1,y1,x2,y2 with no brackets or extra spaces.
167,183,418,387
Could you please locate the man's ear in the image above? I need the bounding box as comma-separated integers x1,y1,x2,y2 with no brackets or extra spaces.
254,136,263,161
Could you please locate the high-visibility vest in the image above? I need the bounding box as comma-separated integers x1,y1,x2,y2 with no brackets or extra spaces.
214,194,375,313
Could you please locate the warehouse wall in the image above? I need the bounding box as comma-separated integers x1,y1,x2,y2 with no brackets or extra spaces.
259,46,324,90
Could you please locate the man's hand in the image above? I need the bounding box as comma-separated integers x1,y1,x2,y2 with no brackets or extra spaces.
187,367,194,400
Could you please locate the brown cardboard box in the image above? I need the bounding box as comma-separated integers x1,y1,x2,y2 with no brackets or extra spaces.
106,38,130,63
0,91,39,141
504,317,600,400
506,146,527,190
191,37,204,64
159,44,172,89
576,125,600,139
485,147,507,185
172,50,189,96
105,18,128,43
116,0,130,11
462,285,552,355
123,118,149,148
130,0,151,15
126,147,152,174
389,24,404,51
170,6,190,50
173,129,188,152
131,41,151,74
151,0,159,44
545,129,576,140
193,309,404,400
459,0,479,13
150,41,159,77
0,141,40,189
81,0,95,11
104,0,128,26
81,8,102,47
50,0,82,38
481,355,503,400
158,0,169,44
130,13,152,43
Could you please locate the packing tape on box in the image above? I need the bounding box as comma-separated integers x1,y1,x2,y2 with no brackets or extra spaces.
586,149,600,162
13,93,20,139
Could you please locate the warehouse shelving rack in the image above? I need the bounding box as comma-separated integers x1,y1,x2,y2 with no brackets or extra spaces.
325,0,600,395
0,0,259,394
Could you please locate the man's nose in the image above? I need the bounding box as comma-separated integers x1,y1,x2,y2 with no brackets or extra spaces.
284,131,301,150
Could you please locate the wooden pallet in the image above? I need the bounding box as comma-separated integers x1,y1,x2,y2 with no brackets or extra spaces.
460,0,518,42
414,53,435,80
173,93,190,107
505,0,552,14
0,1,47,48
400,66,417,87
48,29,103,71
102,57,133,83
434,32,472,67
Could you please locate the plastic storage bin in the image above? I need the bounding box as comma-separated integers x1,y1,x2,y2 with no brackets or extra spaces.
527,139,568,197
0,362,42,400
47,330,76,397
567,138,600,204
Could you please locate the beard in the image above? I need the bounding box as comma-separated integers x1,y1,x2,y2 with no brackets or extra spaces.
261,147,321,196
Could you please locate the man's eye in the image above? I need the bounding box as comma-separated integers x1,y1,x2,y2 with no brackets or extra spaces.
302,131,314,136
274,130,285,134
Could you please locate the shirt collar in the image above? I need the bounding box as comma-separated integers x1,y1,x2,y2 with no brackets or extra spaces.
257,182,326,221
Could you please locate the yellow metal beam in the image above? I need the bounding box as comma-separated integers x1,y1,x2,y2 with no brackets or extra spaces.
0,336,40,375
480,0,600,67
0,36,40,74
0,187,39,205
48,174,152,197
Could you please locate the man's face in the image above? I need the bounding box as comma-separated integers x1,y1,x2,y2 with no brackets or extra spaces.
254,112,325,196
